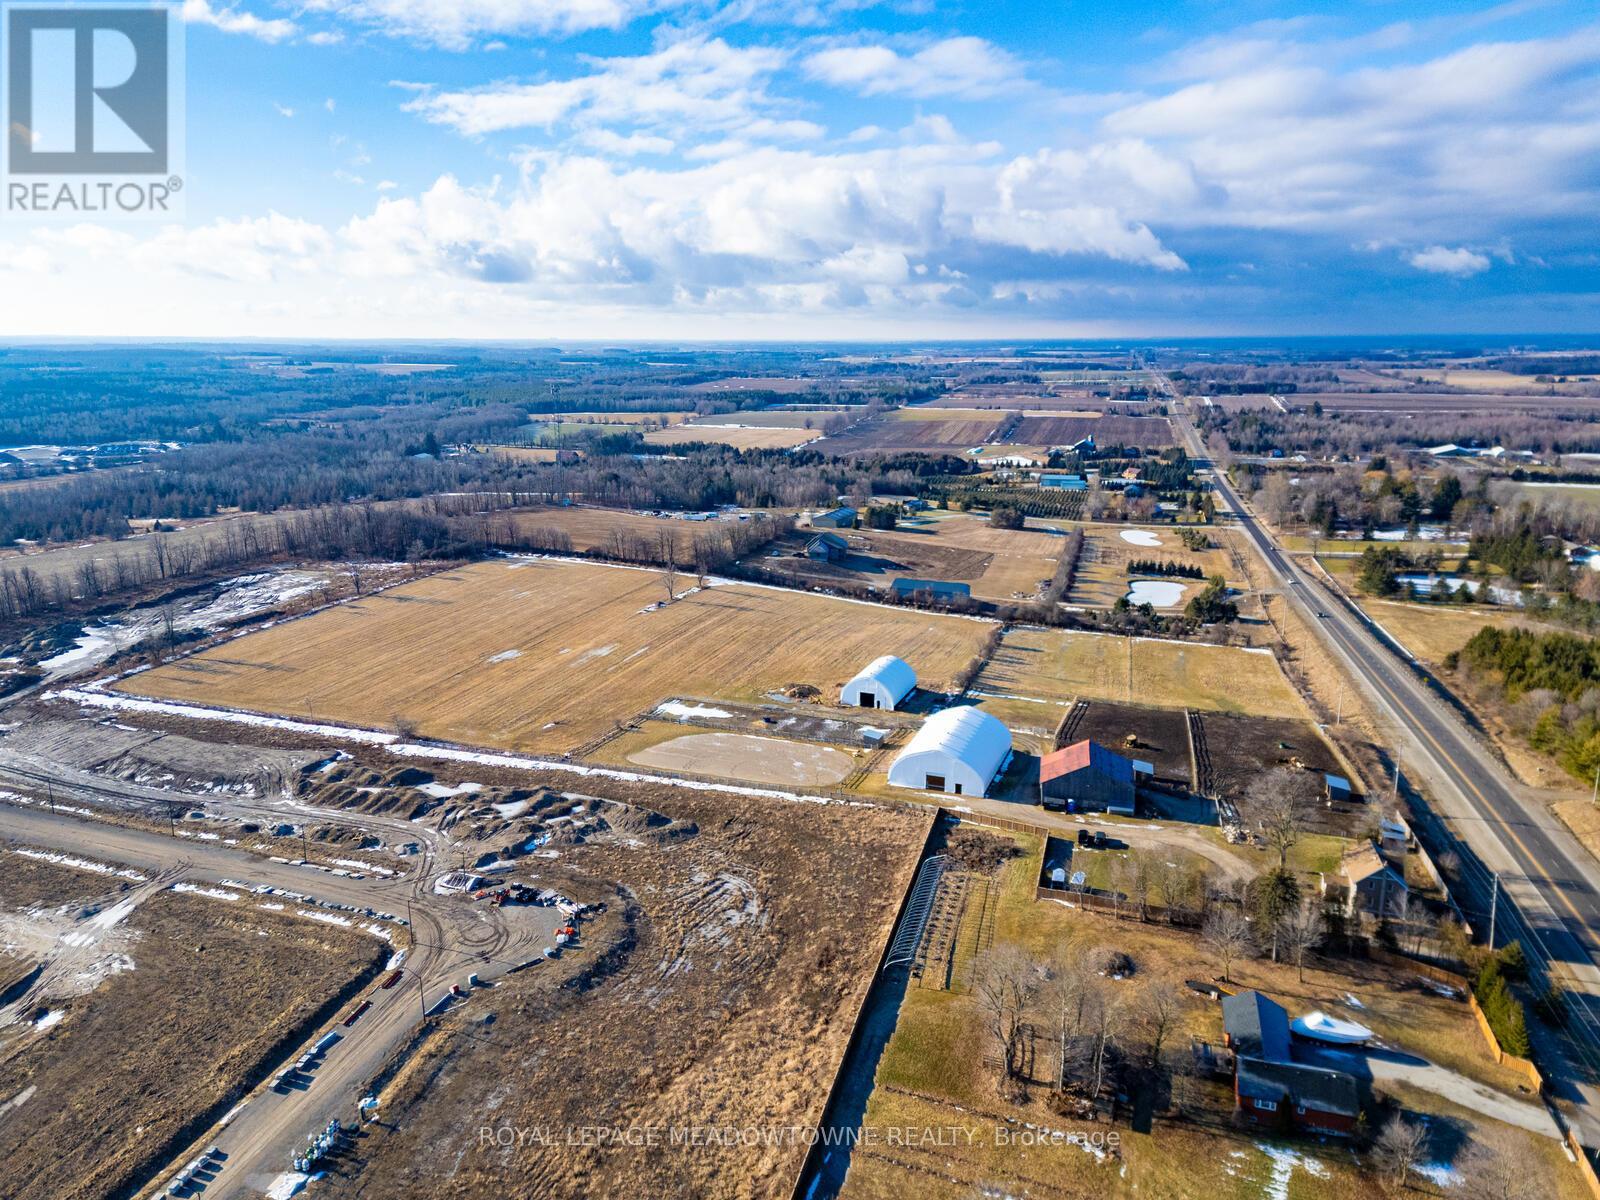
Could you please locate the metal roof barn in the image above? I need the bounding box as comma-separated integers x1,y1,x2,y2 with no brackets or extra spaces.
888,706,1012,797
840,655,917,711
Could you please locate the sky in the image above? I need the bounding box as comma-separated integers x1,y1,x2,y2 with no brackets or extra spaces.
3,0,1599,339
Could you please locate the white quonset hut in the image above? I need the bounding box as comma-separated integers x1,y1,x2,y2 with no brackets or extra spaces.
888,706,1012,797
840,655,917,711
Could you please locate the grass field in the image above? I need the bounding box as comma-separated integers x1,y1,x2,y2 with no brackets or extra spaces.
972,626,1308,718
1068,526,1235,609
843,831,1579,1200
1358,599,1555,667
1492,480,1600,513
496,506,732,555
118,559,996,755
1385,368,1599,390
644,424,820,449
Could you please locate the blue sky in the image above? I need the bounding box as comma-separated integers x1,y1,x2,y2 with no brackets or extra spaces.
5,0,1599,338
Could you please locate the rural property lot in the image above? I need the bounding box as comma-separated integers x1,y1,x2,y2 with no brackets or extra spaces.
777,514,1065,603
1069,526,1236,610
815,412,1004,454
643,424,820,450
1013,414,1174,447
117,559,996,755
973,626,1307,719
0,852,383,1200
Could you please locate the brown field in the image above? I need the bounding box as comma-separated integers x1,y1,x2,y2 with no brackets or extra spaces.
972,625,1307,719
844,830,1579,1200
496,505,730,555
772,513,1066,603
487,445,572,463
1068,526,1236,609
1384,368,1600,391
1357,598,1554,667
317,766,931,1200
1014,414,1174,447
816,413,1005,454
117,559,997,754
0,852,383,1200
644,425,820,450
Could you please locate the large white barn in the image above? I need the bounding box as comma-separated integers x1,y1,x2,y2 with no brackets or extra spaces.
840,655,917,711
888,706,1012,797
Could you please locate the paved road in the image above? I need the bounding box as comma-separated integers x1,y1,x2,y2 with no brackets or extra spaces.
0,790,565,1200
1170,402,1600,1126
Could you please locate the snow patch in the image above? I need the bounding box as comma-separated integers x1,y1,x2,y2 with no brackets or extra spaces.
656,701,733,720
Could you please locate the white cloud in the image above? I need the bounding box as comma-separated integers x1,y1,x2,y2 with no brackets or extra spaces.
182,0,298,42
300,0,663,49
274,102,296,118
804,36,1021,99
404,38,789,139
1407,245,1492,276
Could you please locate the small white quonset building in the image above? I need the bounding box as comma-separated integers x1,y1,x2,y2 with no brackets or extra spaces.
888,706,1012,797
841,655,917,711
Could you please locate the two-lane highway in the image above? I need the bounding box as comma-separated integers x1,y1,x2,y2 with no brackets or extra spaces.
1171,403,1600,1119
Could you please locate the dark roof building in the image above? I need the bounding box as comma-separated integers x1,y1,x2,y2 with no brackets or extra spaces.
1235,1059,1360,1135
1039,739,1137,814
805,532,849,561
811,506,858,529
1222,990,1292,1062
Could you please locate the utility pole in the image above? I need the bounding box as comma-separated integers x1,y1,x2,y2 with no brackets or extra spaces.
1488,873,1499,948
46,780,55,813
1592,764,1598,807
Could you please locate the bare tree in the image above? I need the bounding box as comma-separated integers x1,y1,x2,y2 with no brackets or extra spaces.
1042,955,1098,1091
1279,902,1325,982
974,945,1039,1088
1133,982,1181,1068
1456,1137,1537,1200
1202,906,1255,982
1372,1114,1427,1194
1243,767,1317,869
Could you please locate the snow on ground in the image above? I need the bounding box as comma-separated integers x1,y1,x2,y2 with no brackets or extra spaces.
1344,992,1365,1009
32,1009,64,1031
10,847,146,882
1415,1162,1461,1188
416,781,483,799
171,882,244,902
52,689,399,744
656,700,733,720
1255,1143,1328,1200
1119,529,1162,547
266,1172,310,1200
58,895,141,947
332,858,395,875
297,909,353,927
486,649,522,664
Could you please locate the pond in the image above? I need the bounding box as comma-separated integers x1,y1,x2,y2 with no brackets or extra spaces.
1119,529,1163,547
1125,579,1187,607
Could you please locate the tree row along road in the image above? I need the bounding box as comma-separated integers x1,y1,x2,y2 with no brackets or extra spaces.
1170,403,1600,1131
0,788,565,1200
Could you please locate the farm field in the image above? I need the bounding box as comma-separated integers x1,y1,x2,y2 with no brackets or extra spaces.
1382,368,1600,391
1355,598,1557,668
321,771,931,1200
0,851,384,1200
116,559,996,755
972,625,1308,719
815,412,1005,454
844,830,1572,1200
1491,479,1600,512
487,445,572,463
1307,391,1600,413
494,505,746,556
643,424,819,449
1068,526,1235,610
1014,414,1174,448
773,513,1065,603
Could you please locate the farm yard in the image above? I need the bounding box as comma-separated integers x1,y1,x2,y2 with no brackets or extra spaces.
842,829,1582,1200
772,513,1066,604
0,850,384,1200
114,558,997,756
1067,526,1236,610
970,626,1308,724
1056,700,1194,784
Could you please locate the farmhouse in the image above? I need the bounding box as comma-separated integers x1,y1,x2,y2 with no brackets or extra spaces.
810,506,858,529
1039,739,1139,814
887,706,1012,797
806,532,849,562
891,578,972,603
1325,844,1408,919
841,655,917,711
1222,990,1359,1136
